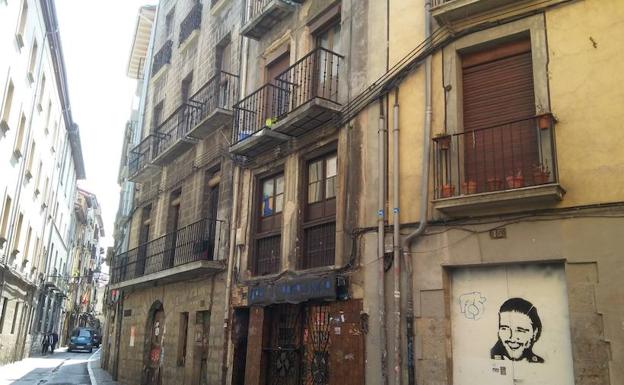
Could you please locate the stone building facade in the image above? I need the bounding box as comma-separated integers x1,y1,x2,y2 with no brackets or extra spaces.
0,0,86,365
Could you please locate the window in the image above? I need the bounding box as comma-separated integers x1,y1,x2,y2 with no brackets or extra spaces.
23,226,32,263
301,153,337,269
15,0,27,49
180,72,193,103
165,8,175,38
27,39,38,84
0,297,8,333
252,173,284,276
1,80,14,133
37,75,45,111
0,196,12,243
177,312,189,366
10,302,20,334
14,213,24,254
152,101,164,130
14,113,27,158
25,141,35,179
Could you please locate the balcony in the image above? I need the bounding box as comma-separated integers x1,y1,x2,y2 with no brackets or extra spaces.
128,134,161,183
109,218,225,289
230,48,343,157
151,40,173,77
431,0,518,24
432,114,565,216
186,71,239,139
179,3,202,46
241,0,303,39
151,103,202,165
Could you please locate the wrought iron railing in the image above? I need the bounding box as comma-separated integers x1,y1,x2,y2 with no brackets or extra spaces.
188,71,239,121
301,221,336,269
129,134,160,176
253,234,281,276
431,0,452,7
231,48,342,145
179,3,202,45
432,115,557,199
153,103,202,158
110,217,225,284
151,40,173,77
275,47,342,113
232,83,289,144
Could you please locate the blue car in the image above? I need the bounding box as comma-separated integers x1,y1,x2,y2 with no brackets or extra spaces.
68,328,93,353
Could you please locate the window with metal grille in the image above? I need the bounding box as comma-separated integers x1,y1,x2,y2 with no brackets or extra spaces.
301,153,336,269
253,173,284,276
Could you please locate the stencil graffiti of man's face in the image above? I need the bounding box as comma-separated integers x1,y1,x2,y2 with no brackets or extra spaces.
498,311,537,360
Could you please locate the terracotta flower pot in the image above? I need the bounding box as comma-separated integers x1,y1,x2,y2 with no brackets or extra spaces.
441,184,455,198
486,178,502,192
533,171,551,185
506,175,524,189
461,180,477,194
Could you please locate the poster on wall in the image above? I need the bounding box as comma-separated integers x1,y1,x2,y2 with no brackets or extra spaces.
130,325,136,347
451,263,575,385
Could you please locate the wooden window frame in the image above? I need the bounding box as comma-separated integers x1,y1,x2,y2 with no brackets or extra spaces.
251,172,285,276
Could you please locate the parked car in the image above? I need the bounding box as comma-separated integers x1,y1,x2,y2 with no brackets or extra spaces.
68,328,93,353
87,328,101,348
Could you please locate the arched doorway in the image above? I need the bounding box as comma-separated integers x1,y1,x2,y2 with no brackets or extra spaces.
142,301,165,385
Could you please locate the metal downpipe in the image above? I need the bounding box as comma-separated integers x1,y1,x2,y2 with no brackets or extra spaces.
392,88,402,385
378,99,389,385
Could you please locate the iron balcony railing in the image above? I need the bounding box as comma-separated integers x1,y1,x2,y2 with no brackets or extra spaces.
151,40,173,77
433,115,557,199
188,71,239,120
179,3,202,45
129,134,160,176
245,0,303,24
110,217,225,285
232,83,289,144
232,47,343,145
153,103,202,158
431,0,452,7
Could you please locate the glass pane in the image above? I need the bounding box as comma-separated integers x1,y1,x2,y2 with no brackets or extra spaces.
308,160,322,183
308,181,322,203
261,196,273,217
275,194,284,213
326,154,337,178
276,175,284,194
326,176,336,199
332,24,342,54
262,179,274,198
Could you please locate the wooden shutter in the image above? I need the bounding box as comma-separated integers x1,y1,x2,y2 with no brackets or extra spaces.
462,39,538,192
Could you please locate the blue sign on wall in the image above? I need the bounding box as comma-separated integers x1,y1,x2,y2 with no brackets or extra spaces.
248,274,337,305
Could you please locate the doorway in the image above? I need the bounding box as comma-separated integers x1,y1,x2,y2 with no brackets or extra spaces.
143,301,165,385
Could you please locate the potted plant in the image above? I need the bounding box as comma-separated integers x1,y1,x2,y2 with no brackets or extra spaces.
533,163,551,185
536,112,553,130
461,180,477,194
441,184,455,198
486,177,502,192
506,170,524,189
434,133,452,150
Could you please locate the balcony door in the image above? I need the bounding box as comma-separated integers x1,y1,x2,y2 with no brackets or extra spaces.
136,205,151,276
165,190,181,268
265,52,290,123
315,22,341,101
462,38,537,192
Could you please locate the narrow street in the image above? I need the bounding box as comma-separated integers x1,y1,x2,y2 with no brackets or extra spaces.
0,348,92,385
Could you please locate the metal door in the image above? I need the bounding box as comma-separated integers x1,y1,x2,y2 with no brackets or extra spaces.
265,305,302,385
144,309,164,385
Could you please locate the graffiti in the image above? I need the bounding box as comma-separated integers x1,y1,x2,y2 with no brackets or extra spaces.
491,298,544,363
459,292,487,320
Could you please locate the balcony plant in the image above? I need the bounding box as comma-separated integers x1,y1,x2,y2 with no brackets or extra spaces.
506,170,524,189
434,133,452,150
461,180,477,195
441,184,455,198
533,163,551,185
486,177,502,192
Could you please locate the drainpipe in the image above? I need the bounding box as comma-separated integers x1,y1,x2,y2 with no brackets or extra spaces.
378,99,388,385
222,165,240,385
401,3,433,384
392,88,401,385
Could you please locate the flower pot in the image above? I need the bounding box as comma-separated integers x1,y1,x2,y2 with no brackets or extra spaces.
537,113,552,130
461,180,477,195
486,178,502,192
506,175,524,189
441,184,455,198
435,135,451,150
533,171,551,185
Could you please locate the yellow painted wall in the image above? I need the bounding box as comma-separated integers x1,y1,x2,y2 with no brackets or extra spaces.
547,0,624,206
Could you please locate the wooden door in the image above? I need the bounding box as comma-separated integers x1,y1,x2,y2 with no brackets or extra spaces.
144,309,164,385
265,53,290,122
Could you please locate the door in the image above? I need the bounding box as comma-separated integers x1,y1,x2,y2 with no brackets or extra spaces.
218,41,232,108
265,305,303,385
461,39,537,192
144,309,164,385
136,206,151,276
165,191,181,268
193,311,210,385
231,308,249,385
265,53,290,122
315,23,341,101
207,184,219,260
451,264,574,385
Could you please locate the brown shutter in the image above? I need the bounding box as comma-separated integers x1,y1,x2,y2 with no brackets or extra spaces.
461,39,538,192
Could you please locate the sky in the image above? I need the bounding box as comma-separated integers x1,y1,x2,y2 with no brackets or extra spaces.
54,1,155,252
